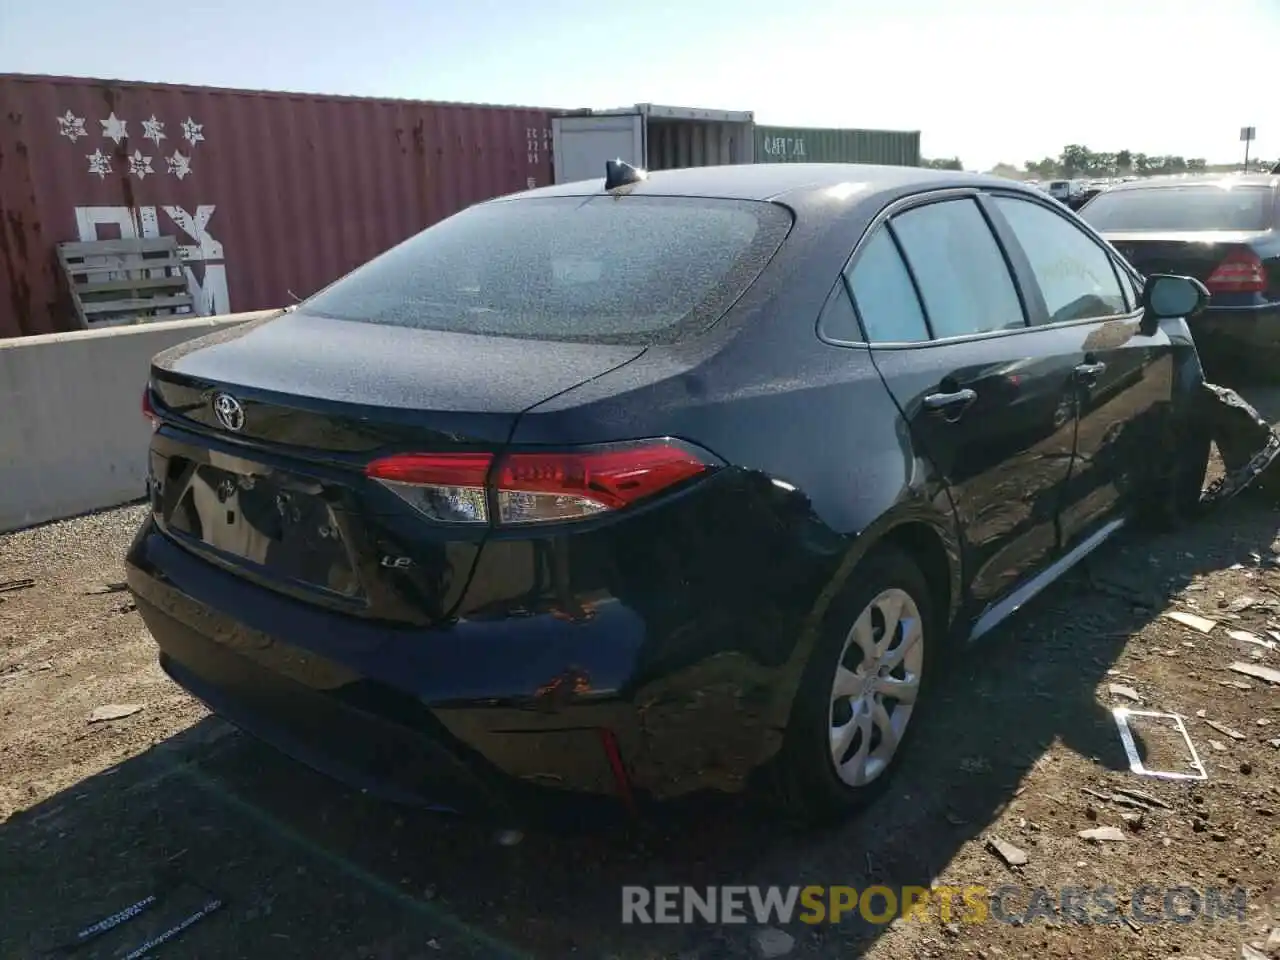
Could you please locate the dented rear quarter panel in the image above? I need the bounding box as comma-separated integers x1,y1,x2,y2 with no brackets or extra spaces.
0,74,558,337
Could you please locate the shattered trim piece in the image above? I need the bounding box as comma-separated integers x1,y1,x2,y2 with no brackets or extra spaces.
1196,380,1280,507
1202,431,1280,505
1112,708,1207,781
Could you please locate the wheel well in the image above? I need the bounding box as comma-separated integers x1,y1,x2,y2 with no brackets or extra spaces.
879,521,954,629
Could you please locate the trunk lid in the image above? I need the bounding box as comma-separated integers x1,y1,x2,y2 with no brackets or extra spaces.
151,310,644,451
1102,230,1271,284
146,311,644,624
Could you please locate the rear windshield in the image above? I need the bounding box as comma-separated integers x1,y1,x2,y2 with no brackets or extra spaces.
1080,184,1274,232
302,195,792,344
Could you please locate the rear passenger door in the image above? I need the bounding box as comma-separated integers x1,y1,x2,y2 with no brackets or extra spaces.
984,193,1174,549
842,193,1080,612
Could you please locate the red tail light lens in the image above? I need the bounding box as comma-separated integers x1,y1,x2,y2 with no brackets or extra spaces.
366,440,714,526
496,441,711,524
1205,248,1266,293
142,387,160,431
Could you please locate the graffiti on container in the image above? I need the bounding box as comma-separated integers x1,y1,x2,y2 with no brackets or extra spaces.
56,111,88,142
73,205,229,315
57,111,204,181
526,127,551,176
762,137,807,159
58,108,227,315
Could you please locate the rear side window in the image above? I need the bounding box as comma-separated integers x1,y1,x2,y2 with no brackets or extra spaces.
844,229,929,342
302,196,792,345
891,199,1026,338
992,196,1129,323
1080,185,1274,232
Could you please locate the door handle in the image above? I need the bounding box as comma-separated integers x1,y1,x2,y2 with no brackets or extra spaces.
1075,361,1107,378
923,388,977,416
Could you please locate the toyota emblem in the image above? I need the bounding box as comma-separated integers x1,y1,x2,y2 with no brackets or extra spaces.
211,392,246,432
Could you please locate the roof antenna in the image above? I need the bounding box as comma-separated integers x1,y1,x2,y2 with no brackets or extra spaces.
605,159,647,190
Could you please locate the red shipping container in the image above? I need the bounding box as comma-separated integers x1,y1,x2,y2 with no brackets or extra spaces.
0,74,557,338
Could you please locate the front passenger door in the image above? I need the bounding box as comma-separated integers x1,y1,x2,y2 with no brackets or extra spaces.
985,194,1175,550
851,196,1080,612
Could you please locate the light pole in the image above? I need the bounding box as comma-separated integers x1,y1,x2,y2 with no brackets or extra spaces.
1241,126,1256,172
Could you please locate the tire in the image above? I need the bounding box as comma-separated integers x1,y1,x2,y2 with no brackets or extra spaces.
1138,420,1211,531
768,546,937,824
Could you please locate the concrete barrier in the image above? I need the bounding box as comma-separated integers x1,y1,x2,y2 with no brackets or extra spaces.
0,310,283,533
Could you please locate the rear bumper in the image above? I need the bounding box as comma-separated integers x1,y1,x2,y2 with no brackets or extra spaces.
127,519,795,815
1190,303,1280,354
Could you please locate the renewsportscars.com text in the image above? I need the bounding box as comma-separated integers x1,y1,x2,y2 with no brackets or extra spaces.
621,884,1247,926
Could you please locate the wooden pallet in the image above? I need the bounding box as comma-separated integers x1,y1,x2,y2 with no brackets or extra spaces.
57,236,196,329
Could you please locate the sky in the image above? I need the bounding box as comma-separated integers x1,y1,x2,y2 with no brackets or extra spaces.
2,0,1276,170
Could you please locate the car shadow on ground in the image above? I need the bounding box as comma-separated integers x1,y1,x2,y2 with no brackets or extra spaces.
2,495,1277,960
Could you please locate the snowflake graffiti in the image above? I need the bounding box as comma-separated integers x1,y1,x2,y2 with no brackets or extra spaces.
57,110,88,142
86,149,112,179
181,117,205,147
142,115,167,146
166,151,192,180
101,112,128,144
128,150,154,180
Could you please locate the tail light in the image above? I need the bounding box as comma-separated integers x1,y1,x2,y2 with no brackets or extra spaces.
1205,248,1266,293
142,387,160,431
366,439,716,526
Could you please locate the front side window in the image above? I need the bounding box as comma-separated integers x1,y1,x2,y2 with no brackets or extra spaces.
302,196,792,345
992,196,1129,323
843,228,929,342
891,199,1026,338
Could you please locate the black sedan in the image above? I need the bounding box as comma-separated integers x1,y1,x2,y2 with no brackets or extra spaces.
1080,174,1280,373
128,163,1212,825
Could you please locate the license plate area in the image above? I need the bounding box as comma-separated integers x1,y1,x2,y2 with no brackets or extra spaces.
166,462,362,598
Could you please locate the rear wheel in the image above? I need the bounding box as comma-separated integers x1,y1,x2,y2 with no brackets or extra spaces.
770,547,935,824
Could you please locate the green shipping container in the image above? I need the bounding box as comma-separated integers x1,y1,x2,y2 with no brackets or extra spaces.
754,125,921,167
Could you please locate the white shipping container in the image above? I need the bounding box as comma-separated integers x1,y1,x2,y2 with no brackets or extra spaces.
552,104,755,184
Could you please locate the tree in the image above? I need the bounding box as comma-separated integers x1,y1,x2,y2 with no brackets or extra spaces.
1025,156,1058,179
922,157,964,171
988,162,1023,180
1059,144,1092,177
1021,145,1222,181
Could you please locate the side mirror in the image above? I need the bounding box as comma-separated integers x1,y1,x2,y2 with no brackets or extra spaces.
1139,273,1209,335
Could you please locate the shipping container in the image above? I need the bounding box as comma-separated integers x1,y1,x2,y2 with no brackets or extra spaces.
552,104,755,184
754,125,921,167
0,75,558,338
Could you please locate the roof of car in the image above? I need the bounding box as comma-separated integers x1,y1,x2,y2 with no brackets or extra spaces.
498,163,1020,204
1104,174,1278,193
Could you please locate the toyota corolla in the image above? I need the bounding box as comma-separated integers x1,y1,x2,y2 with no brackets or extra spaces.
127,162,1212,824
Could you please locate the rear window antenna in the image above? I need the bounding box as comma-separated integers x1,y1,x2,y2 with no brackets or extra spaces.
605,159,647,190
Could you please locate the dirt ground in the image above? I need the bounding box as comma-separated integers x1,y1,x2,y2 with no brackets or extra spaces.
3,391,1280,960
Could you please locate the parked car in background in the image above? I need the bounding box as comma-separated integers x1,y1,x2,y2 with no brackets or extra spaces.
128,163,1213,826
1046,180,1074,202
1080,175,1280,373
1068,181,1109,212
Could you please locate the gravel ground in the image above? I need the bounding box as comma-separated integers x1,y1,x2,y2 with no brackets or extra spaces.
2,392,1280,960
